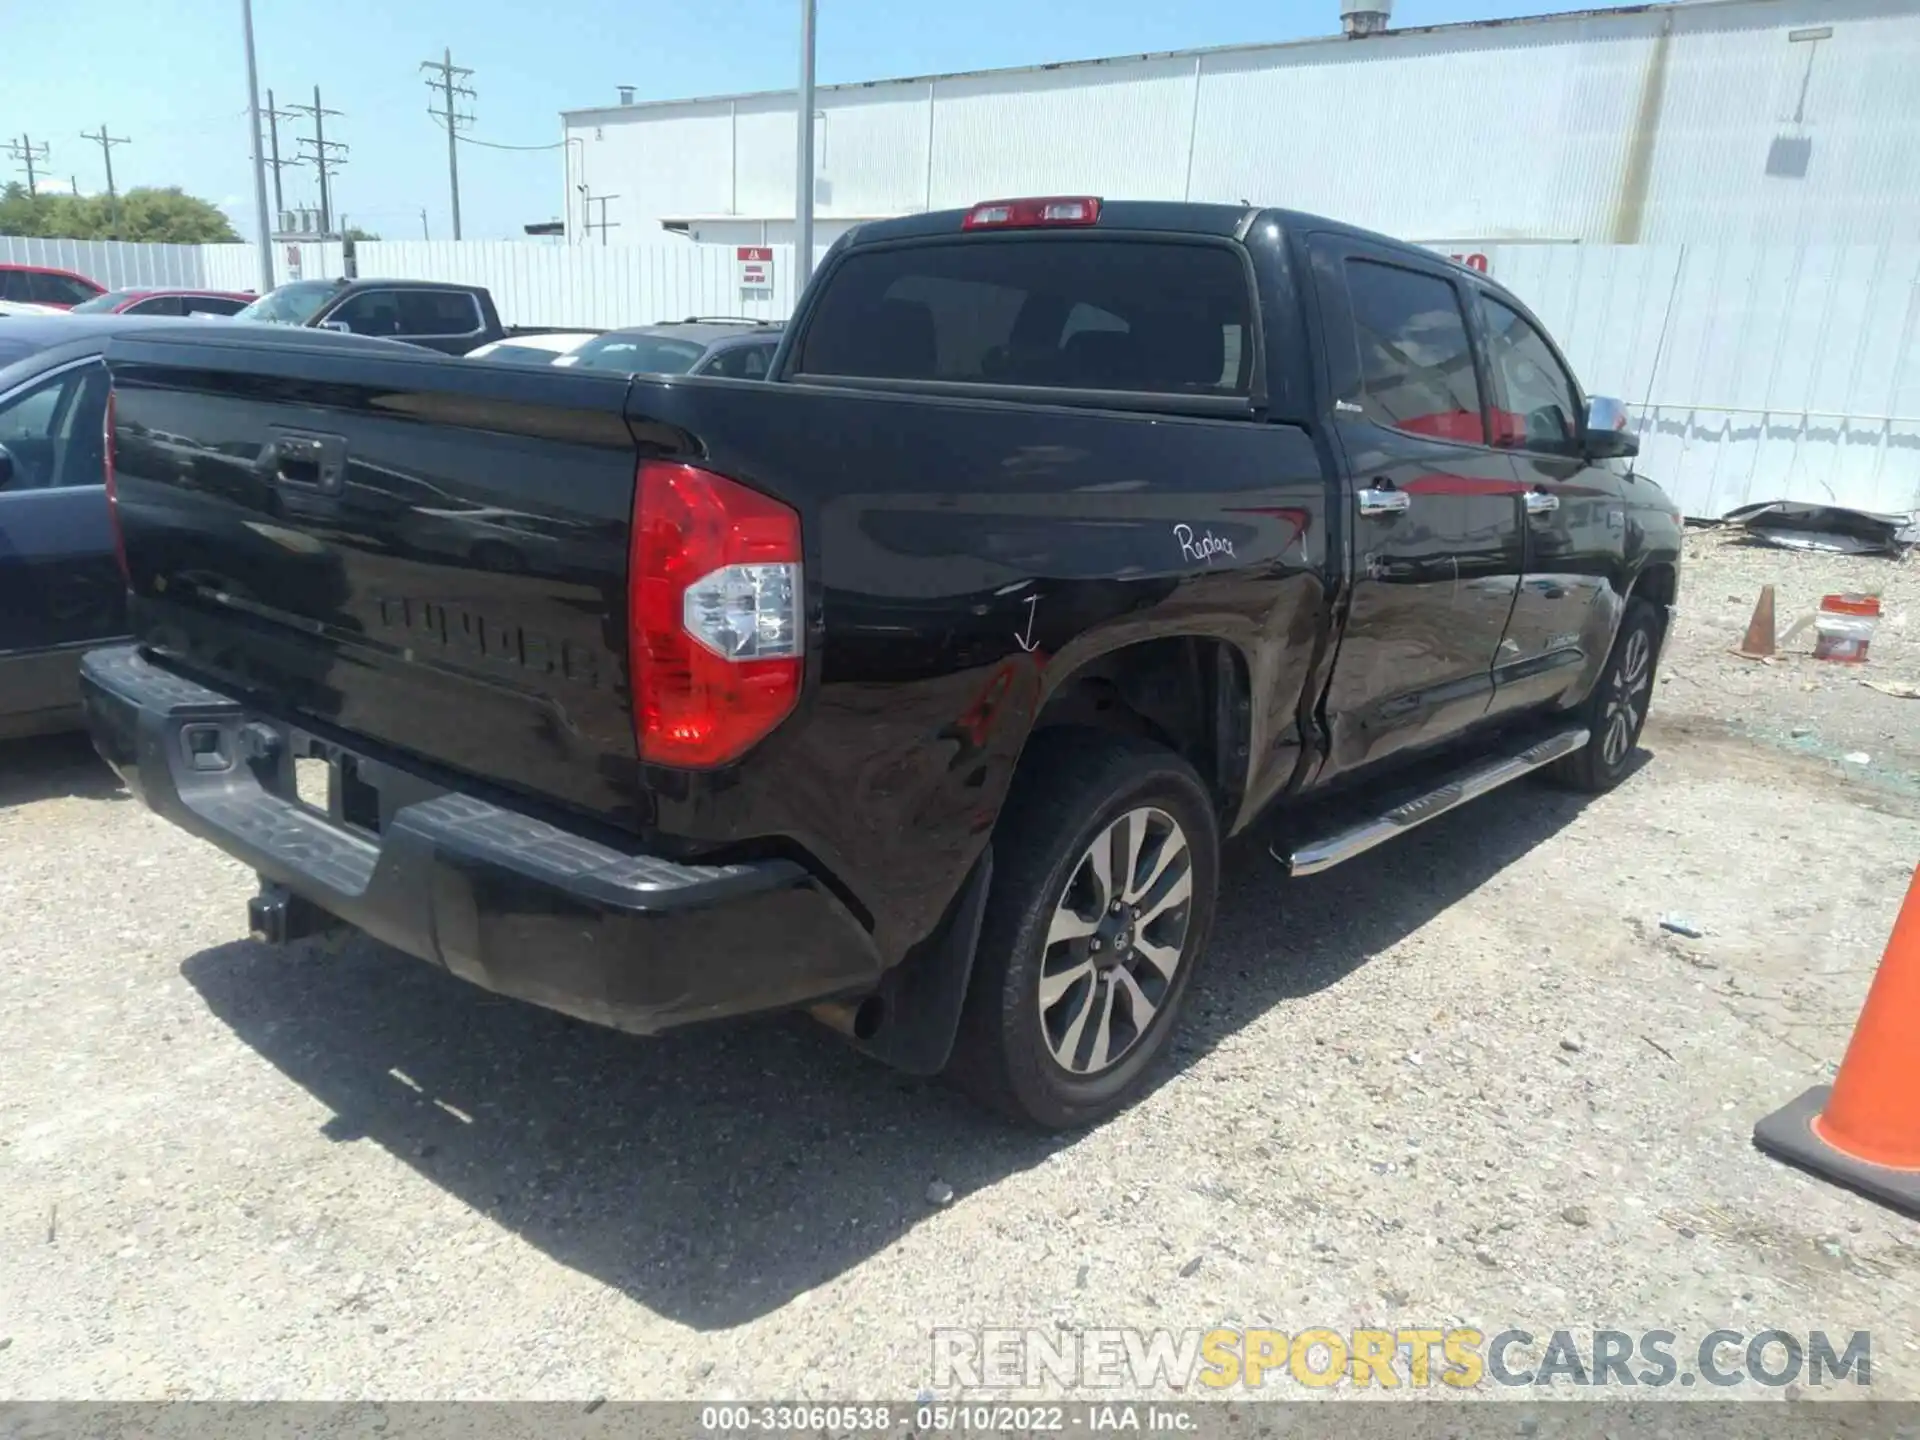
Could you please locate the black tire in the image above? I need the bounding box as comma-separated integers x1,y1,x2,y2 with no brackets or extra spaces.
947,729,1220,1129
1550,598,1664,792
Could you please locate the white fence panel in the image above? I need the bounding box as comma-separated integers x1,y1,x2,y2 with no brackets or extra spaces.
198,241,345,293
1477,242,1920,520
0,236,208,290
9,231,1913,521
351,240,797,330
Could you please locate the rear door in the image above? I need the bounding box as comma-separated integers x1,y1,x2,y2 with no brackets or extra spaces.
395,289,491,354
1473,290,1626,714
1306,236,1526,778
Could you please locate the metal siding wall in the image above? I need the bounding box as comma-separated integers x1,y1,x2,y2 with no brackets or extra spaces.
563,0,1918,248
927,59,1191,209
1477,242,1920,520
1638,0,1920,246
569,104,736,241
734,98,798,220
1191,18,1653,237
817,87,935,217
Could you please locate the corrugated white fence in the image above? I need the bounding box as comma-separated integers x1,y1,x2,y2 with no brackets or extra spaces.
0,236,344,294
1,236,212,290
1476,242,1920,522
8,232,1915,520
352,240,797,330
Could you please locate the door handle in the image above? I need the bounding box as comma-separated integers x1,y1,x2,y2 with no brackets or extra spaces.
1357,486,1411,518
266,429,348,495
1525,489,1561,515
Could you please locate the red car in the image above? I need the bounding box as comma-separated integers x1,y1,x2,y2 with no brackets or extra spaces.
69,287,254,318
0,264,106,309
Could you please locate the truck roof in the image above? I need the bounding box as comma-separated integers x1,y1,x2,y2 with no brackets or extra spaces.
840,199,1460,274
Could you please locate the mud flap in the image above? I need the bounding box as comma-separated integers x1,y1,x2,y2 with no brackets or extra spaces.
844,848,993,1076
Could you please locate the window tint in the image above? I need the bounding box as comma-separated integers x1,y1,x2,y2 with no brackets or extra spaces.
70,290,133,314
1482,298,1580,451
127,295,182,317
0,363,106,491
329,290,403,336
569,333,705,376
0,271,28,302
30,272,100,306
235,280,339,325
182,295,247,317
1345,261,1485,444
797,239,1254,396
702,341,777,379
396,289,482,335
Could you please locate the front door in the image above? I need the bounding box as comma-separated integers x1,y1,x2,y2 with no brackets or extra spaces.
0,360,123,728
1473,291,1627,715
1307,237,1526,781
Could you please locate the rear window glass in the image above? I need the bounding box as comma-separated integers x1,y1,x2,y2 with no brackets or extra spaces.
796,239,1254,396
569,334,706,376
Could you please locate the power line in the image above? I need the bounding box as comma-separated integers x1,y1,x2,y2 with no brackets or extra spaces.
421,48,474,240
425,118,564,152
79,124,131,235
288,86,347,235
5,135,50,197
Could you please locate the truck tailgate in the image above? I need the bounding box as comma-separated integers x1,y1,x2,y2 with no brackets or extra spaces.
105,329,648,830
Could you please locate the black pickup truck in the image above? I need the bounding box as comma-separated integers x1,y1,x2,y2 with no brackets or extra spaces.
82,198,1681,1128
235,278,509,355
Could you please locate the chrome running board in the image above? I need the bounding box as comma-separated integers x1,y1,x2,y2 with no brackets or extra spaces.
1277,727,1589,878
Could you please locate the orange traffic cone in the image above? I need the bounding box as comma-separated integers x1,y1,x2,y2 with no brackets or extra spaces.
1755,862,1920,1212
1734,584,1777,659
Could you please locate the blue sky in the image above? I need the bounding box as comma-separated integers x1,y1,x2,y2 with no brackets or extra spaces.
7,0,1634,241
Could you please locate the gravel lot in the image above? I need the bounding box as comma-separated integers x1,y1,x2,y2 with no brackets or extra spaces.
3,536,1917,1402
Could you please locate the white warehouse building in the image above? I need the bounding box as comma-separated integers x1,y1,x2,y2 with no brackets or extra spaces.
559,0,1920,254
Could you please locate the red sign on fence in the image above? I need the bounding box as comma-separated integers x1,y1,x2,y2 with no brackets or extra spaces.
736,246,774,291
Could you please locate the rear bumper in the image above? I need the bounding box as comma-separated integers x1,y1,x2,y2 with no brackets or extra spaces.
81,645,882,1034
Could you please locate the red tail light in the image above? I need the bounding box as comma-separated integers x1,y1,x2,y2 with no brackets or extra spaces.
629,460,804,768
103,389,129,583
962,196,1101,230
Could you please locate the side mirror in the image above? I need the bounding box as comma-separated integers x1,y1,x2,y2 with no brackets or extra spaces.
1583,395,1639,460
318,320,351,334
0,443,13,489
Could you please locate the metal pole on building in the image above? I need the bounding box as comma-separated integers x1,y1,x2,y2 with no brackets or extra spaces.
795,0,816,281
240,0,275,294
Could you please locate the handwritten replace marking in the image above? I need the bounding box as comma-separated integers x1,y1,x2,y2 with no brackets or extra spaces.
1014,593,1041,653
1174,523,1235,565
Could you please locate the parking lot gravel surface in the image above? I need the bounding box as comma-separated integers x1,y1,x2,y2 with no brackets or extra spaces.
2,537,1917,1402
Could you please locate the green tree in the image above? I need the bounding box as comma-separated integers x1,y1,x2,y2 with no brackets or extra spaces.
341,226,380,242
0,184,238,243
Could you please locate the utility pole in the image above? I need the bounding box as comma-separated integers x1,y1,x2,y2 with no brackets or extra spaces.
420,207,430,240
239,0,274,294
420,48,474,240
289,86,347,235
795,0,817,280
260,88,302,222
5,135,50,196
584,193,620,246
79,124,131,235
